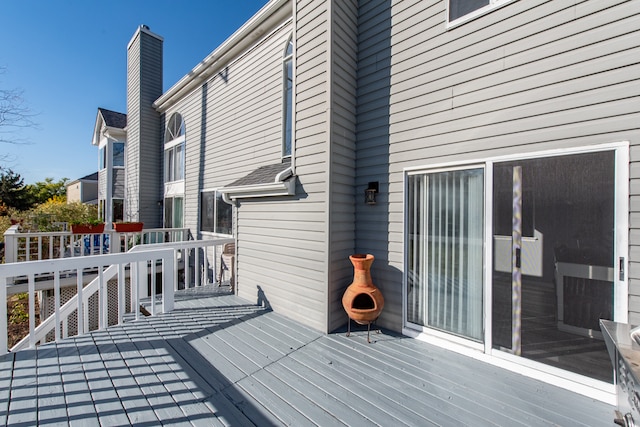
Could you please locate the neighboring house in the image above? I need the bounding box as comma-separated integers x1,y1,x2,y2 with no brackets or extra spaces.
114,0,639,402
91,108,127,226
65,172,98,205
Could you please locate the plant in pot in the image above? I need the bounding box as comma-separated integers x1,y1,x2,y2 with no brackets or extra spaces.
70,218,105,234
113,221,144,233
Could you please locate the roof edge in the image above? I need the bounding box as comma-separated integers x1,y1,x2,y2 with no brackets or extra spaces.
154,0,291,112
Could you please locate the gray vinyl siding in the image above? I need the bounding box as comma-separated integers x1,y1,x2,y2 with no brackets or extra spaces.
355,0,398,330
98,169,107,200
126,28,163,227
112,169,125,199
164,13,335,331
327,0,358,332
356,0,640,331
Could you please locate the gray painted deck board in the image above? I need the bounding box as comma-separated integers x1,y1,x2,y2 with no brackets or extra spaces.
0,285,614,426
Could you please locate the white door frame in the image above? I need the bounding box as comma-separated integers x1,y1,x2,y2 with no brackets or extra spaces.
403,141,629,403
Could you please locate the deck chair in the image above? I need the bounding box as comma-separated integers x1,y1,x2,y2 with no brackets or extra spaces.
218,242,235,289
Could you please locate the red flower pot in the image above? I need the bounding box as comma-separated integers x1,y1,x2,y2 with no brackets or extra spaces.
113,222,143,233
71,223,105,234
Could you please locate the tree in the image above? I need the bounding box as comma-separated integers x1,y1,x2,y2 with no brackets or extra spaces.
26,177,68,205
0,168,32,211
0,67,37,161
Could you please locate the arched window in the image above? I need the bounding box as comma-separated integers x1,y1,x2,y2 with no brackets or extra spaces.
164,113,185,228
282,35,293,157
164,113,185,182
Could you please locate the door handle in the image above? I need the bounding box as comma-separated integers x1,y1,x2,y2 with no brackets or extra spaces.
515,248,521,269
620,257,625,281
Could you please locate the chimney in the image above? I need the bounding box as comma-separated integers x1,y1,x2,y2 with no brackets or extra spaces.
125,25,163,226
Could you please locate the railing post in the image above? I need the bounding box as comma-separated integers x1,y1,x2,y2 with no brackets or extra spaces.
77,269,84,336
0,277,7,354
3,225,18,264
163,254,175,313
28,274,35,349
117,264,125,325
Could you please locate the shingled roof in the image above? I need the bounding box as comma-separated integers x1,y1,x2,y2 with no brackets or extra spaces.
227,159,292,187
98,108,127,129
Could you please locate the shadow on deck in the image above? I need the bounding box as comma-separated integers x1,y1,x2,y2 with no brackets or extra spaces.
0,285,614,426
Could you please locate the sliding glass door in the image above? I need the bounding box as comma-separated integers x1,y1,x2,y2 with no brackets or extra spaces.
492,151,616,382
405,146,627,383
406,168,484,341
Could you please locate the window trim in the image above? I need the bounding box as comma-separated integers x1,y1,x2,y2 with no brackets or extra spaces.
164,113,186,184
282,34,293,159
200,188,233,236
446,0,515,29
112,141,125,169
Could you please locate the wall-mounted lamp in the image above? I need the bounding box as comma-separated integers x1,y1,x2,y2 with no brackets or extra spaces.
365,181,379,205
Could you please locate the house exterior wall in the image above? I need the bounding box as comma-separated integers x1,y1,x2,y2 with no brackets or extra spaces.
326,0,359,332
355,0,640,330
66,183,81,203
82,181,98,203
126,27,163,227
112,169,125,199
155,0,358,333
98,169,107,200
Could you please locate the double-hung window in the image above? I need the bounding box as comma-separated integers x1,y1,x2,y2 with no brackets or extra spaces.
201,190,233,236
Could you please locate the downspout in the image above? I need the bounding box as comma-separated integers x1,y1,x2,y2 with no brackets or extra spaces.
290,0,297,176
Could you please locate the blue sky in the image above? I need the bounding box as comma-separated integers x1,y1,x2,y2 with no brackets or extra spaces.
0,0,268,185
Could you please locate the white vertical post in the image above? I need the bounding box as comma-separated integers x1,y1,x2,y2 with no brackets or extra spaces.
54,272,61,342
132,262,139,321
185,248,191,288
163,255,175,313
0,277,7,354
99,265,107,329
138,259,148,300
203,245,210,286
3,226,17,263
76,269,84,336
118,263,125,324
150,261,156,316
28,273,35,349
195,247,201,287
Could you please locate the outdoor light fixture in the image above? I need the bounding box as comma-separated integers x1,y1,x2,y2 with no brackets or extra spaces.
365,181,379,205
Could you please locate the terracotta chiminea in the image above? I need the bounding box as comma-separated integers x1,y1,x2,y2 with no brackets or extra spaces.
342,254,384,342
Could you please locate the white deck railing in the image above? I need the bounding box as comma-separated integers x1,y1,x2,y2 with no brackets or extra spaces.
3,225,190,264
0,236,234,354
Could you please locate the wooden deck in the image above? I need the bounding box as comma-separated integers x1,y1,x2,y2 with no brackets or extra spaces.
0,285,613,426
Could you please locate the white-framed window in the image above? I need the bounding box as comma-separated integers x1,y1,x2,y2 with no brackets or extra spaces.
164,113,185,183
447,0,514,26
201,190,233,235
164,196,184,228
282,34,293,158
99,146,106,170
113,198,124,222
113,142,125,167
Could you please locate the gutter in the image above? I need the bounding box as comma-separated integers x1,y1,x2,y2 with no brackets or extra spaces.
154,0,291,113
221,167,294,205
